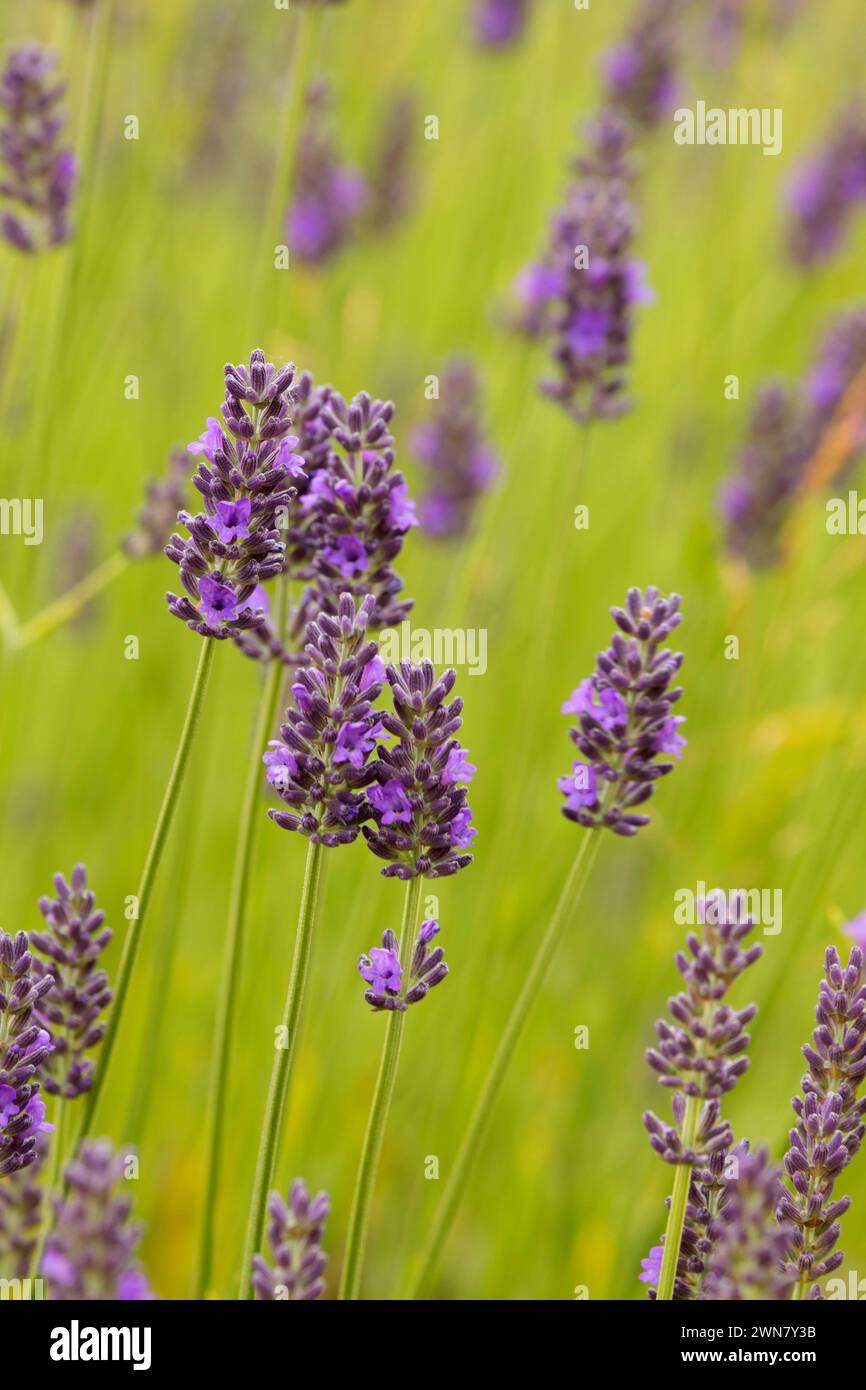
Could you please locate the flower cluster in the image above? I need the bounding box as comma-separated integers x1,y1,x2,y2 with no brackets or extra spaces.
287,379,416,641
558,586,685,836
367,91,417,234
363,662,476,879
410,359,499,539
786,103,866,267
516,112,652,422
285,81,366,265
0,930,53,1177
602,0,683,131
0,44,76,253
702,1148,794,1301
31,865,112,1100
359,919,448,1012
251,1178,329,1301
778,946,866,1298
0,1134,45,1276
165,348,303,660
123,447,189,560
472,0,531,49
266,593,384,846
41,1140,154,1300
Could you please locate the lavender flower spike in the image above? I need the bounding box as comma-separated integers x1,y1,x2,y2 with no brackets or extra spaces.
0,930,54,1177
266,592,384,846
0,1134,45,1275
559,586,684,836
41,1140,154,1300
785,103,866,267
31,864,113,1100
602,0,682,130
363,662,476,879
251,1178,329,1301
122,447,189,559
473,0,531,50
359,918,448,1012
778,946,866,1299
411,359,499,539
166,348,303,662
702,1148,794,1301
285,81,366,265
0,45,77,253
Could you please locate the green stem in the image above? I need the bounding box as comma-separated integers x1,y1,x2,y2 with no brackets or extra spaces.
239,837,326,1300
29,1093,67,1279
196,613,289,1299
17,551,130,649
655,1093,700,1302
76,636,216,1143
407,830,601,1299
339,875,423,1301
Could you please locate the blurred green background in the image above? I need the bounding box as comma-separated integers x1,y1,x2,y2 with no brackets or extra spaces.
1,0,865,1300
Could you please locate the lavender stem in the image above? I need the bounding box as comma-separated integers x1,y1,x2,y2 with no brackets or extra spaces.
239,836,326,1300
196,580,290,1299
655,1091,699,1301
407,830,601,1298
76,636,217,1142
340,873,423,1301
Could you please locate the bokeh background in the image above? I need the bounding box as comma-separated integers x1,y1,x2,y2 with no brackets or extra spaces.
1,0,865,1300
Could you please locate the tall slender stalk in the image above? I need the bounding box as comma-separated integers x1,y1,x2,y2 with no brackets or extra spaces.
196,589,289,1298
17,551,130,649
239,837,326,1300
655,1093,699,1302
407,831,601,1298
75,636,217,1142
340,875,423,1301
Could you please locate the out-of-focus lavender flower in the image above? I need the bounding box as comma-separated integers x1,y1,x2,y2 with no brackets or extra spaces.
287,374,416,640
41,1140,154,1300
251,1178,329,1301
367,91,417,233
785,103,866,267
363,661,476,879
700,0,746,68
638,1242,664,1286
516,112,652,422
473,0,531,49
558,587,684,836
0,1133,45,1275
844,912,866,949
411,359,499,539
267,593,384,846
806,307,866,462
0,44,76,253
30,865,112,1101
778,946,866,1298
359,918,448,1012
702,1148,794,1301
166,348,302,662
602,0,683,130
0,930,54,1177
122,447,189,559
285,81,366,265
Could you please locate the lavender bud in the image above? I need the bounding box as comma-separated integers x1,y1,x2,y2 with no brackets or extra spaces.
251,1178,329,1301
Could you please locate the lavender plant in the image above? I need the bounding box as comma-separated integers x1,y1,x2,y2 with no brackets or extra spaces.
0,44,76,253
0,930,54,1178
515,112,653,422
251,1178,329,1301
410,586,685,1298
0,1134,45,1277
785,103,866,267
284,80,367,265
602,0,684,130
702,1148,794,1301
359,919,448,1011
411,359,499,539
41,1140,154,1300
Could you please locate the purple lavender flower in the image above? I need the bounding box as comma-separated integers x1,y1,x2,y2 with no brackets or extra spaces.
785,103,866,267
701,1148,794,1301
806,307,866,462
165,348,302,662
844,912,866,949
41,1140,154,1300
363,662,476,879
411,359,499,539
285,81,366,265
638,1242,664,1286
122,447,189,559
287,376,416,641
778,946,866,1298
251,1178,329,1301
558,587,684,836
0,930,54,1177
473,0,531,49
30,865,113,1100
267,593,384,847
0,1133,45,1276
358,918,448,1012
0,45,77,253
516,112,651,422
602,0,682,129
367,91,417,233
